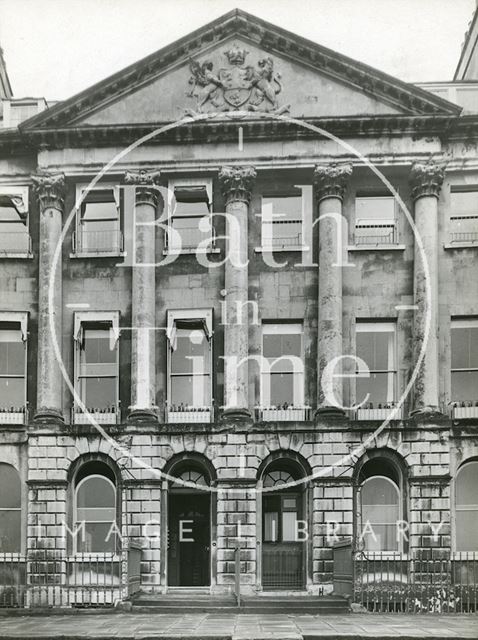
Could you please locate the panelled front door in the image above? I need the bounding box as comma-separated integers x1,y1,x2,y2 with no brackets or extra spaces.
168,493,210,586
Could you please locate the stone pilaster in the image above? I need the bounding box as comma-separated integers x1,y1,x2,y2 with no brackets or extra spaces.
32,173,65,424
218,166,256,422
124,170,161,422
314,163,352,418
410,160,446,416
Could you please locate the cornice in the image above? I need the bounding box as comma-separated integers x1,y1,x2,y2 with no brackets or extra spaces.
19,10,459,132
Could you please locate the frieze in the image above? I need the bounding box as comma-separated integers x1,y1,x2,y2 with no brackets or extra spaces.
187,45,289,114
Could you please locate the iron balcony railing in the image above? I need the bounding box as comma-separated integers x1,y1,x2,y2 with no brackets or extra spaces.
262,219,303,250
165,217,215,252
449,216,478,244
354,551,478,614
0,232,32,255
166,405,213,423
354,403,403,421
71,404,121,425
354,223,398,246
0,406,29,425
256,406,312,422
450,401,478,419
72,229,124,255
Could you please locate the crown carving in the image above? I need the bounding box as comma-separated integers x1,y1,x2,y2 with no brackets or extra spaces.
224,45,248,66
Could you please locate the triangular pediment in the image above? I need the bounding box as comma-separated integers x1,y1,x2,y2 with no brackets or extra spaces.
21,9,460,133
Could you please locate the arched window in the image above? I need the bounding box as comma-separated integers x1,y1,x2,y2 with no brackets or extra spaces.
358,457,403,552
74,462,117,553
455,460,478,552
0,463,21,552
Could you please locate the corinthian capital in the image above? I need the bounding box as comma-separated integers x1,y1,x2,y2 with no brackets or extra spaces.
32,172,65,212
410,160,446,200
124,169,161,207
219,166,256,205
314,163,352,202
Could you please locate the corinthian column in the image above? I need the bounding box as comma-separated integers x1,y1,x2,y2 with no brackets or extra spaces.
124,169,160,421
32,173,65,423
219,166,256,421
410,160,446,416
314,163,352,417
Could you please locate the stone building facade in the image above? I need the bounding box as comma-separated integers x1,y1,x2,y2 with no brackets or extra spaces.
0,9,477,606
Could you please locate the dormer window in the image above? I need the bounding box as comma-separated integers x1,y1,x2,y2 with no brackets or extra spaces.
166,179,214,253
0,187,31,256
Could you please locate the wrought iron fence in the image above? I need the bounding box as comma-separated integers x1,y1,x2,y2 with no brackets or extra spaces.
262,544,305,590
262,219,303,250
354,551,478,613
354,223,398,246
0,550,125,608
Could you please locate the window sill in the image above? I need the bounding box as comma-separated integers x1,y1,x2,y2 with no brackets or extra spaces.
444,243,478,250
348,244,405,252
255,246,310,253
0,252,33,259
163,247,220,256
70,251,126,259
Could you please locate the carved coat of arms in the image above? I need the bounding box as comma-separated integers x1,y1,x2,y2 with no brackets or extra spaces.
187,45,289,114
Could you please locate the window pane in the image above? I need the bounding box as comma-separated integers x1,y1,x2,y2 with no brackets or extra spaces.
282,511,298,541
356,197,395,223
170,374,210,407
362,477,399,507
0,378,25,407
82,199,117,221
357,371,395,404
362,523,398,552
270,372,294,405
262,196,302,221
76,521,116,553
456,462,478,506
451,371,478,402
451,191,478,216
451,326,478,369
456,510,478,551
80,377,116,408
356,330,393,371
0,337,24,375
83,330,116,364
171,331,208,375
77,477,115,509
0,510,21,552
264,332,301,359
264,512,279,542
0,464,21,507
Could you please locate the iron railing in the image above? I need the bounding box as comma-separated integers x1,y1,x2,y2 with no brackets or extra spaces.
0,406,29,425
71,405,121,425
354,223,398,246
165,217,215,252
72,229,124,255
449,216,478,244
256,406,312,422
262,544,304,590
262,219,303,250
0,550,126,608
354,551,478,613
0,231,32,255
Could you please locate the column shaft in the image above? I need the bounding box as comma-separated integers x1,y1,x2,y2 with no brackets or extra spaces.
410,161,445,415
33,173,65,422
219,166,256,420
314,163,352,416
124,170,160,419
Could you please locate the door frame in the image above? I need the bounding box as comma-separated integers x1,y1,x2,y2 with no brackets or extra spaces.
160,455,217,592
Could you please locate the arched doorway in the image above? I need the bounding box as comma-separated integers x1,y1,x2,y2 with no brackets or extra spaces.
259,456,309,590
166,457,214,587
